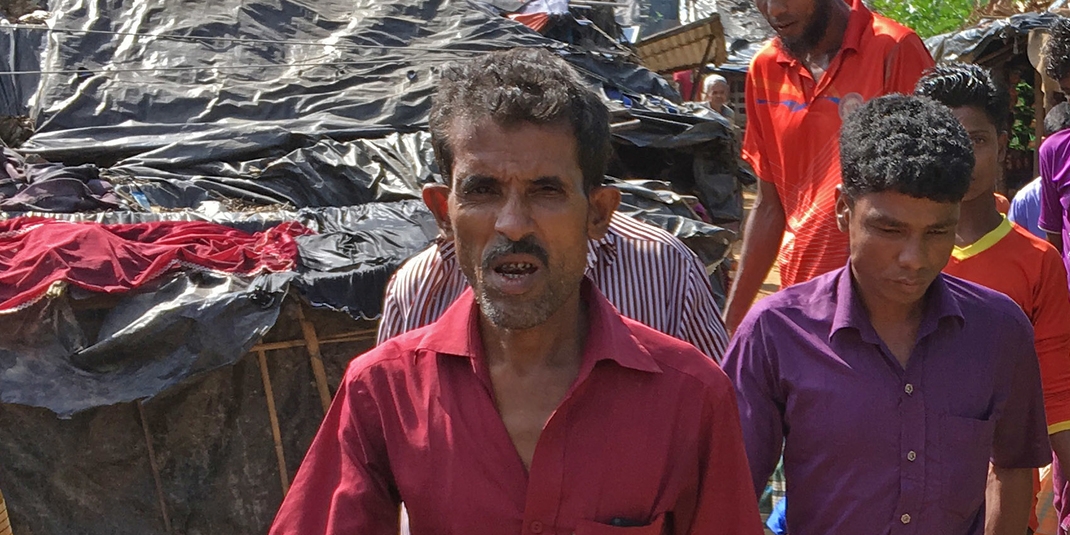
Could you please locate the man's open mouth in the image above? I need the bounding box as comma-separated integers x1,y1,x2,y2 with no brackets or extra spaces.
494,262,538,279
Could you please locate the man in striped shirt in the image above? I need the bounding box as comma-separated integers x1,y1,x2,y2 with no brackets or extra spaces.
378,211,730,361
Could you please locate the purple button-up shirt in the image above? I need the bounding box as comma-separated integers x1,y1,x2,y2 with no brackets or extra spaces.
724,266,1050,535
1039,129,1070,287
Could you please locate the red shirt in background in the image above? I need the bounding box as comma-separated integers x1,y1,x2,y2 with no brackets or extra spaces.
674,70,696,101
742,0,933,288
943,218,1070,432
944,217,1070,531
270,282,763,535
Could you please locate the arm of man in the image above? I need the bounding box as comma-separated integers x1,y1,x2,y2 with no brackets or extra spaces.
677,250,730,362
986,318,1052,535
1048,232,1064,254
724,178,784,333
377,272,406,345
721,311,783,496
684,370,765,535
882,32,935,94
269,365,400,535
1039,139,1066,254
985,467,1033,535
1033,248,1070,480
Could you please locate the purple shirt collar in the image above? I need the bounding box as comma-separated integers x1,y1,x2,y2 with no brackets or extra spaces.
828,263,965,345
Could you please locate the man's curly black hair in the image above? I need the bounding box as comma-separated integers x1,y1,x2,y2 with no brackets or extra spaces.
914,63,1009,132
429,48,610,193
840,95,974,203
1046,17,1070,84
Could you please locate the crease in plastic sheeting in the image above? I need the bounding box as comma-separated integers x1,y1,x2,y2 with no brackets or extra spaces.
0,271,288,418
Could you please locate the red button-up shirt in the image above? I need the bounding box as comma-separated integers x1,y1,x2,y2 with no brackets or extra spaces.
270,283,762,535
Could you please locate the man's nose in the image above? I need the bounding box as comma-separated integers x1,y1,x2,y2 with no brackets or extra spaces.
760,0,787,19
897,236,925,271
494,191,536,242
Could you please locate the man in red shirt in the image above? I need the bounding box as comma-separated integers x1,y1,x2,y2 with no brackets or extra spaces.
269,48,763,535
724,0,934,331
917,62,1070,535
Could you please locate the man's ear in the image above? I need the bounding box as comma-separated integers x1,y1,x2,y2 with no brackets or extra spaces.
834,185,851,233
998,130,1009,164
587,185,621,241
422,183,454,240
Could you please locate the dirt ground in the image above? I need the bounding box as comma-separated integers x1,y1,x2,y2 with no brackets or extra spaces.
737,186,781,300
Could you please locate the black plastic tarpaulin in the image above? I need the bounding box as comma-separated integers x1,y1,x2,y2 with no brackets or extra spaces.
2,0,699,211
0,271,288,417
17,0,676,162
926,12,1059,64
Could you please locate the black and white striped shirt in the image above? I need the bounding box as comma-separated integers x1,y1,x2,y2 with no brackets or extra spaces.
377,212,729,361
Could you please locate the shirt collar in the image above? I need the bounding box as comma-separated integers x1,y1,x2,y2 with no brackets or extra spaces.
775,0,871,66
416,278,662,374
830,263,965,343
951,215,1012,261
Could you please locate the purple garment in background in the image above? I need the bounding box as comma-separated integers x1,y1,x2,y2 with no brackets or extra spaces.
1009,176,1044,239
1039,129,1070,529
0,148,120,212
723,266,1050,535
1039,129,1070,288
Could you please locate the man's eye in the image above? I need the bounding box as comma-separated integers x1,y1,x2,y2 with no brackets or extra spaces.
928,228,951,236
465,185,496,196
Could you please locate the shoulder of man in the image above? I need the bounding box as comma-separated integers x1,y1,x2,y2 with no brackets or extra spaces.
620,314,732,389
346,327,431,386
1009,222,1059,255
868,9,923,42
942,274,1034,336
1042,129,1070,157
748,40,781,72
608,212,701,260
392,240,450,282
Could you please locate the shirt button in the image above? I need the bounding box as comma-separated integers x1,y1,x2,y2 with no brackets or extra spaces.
907,450,917,461
530,521,544,534
904,383,914,395
901,513,911,524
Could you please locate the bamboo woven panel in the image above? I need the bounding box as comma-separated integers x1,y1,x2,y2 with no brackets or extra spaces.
973,0,1058,18
0,486,12,535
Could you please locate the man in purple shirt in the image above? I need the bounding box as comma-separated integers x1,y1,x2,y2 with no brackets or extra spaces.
1040,124,1070,288
724,95,1050,535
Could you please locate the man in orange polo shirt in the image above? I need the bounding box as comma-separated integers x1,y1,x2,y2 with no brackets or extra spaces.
724,0,933,331
917,63,1070,534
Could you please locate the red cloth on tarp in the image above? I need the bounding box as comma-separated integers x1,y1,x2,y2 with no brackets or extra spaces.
0,217,311,312
508,12,550,32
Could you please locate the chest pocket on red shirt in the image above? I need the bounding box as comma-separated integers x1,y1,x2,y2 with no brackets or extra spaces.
573,512,667,535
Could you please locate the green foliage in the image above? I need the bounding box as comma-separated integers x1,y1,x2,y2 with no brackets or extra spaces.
868,0,981,38
1010,78,1036,151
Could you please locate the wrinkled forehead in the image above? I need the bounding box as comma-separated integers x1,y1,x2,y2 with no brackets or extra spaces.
446,118,582,185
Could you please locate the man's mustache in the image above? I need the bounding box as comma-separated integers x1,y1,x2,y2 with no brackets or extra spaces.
481,236,549,270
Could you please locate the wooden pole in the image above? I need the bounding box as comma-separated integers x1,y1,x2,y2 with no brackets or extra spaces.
256,350,290,496
0,485,12,535
1036,68,1046,178
689,31,719,101
296,306,332,414
250,330,374,353
136,401,172,534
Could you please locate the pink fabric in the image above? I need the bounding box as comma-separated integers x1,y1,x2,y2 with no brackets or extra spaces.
0,217,310,312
